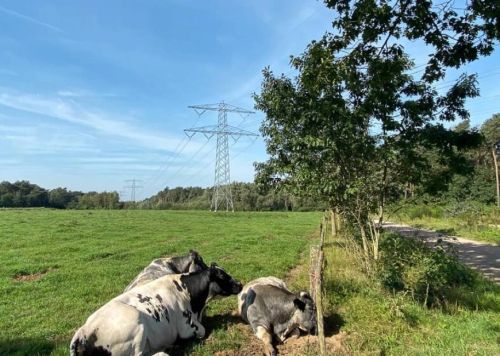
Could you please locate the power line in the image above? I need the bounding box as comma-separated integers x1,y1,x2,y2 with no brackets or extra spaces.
184,102,258,212
146,113,256,196
181,135,258,188
124,179,143,202
142,112,207,189
154,138,213,191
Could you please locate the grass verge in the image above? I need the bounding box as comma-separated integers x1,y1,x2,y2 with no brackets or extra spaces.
323,233,500,355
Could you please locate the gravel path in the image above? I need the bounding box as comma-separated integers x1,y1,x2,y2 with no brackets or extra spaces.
383,223,500,284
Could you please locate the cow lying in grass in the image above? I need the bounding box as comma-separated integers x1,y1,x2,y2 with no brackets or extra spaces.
238,277,316,356
70,263,242,356
124,249,208,292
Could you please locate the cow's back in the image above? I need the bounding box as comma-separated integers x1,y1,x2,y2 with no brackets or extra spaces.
125,257,177,292
237,276,287,315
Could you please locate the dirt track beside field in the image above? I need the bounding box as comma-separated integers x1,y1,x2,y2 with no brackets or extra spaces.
383,223,500,284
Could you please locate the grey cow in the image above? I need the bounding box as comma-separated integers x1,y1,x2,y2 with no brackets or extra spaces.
238,277,316,356
70,263,242,356
125,250,208,292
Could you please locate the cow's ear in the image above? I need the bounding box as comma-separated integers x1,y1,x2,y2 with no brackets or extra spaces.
189,249,198,256
210,262,218,268
300,291,312,300
293,298,306,311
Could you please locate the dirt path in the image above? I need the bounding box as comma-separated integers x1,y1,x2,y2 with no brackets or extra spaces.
383,223,500,284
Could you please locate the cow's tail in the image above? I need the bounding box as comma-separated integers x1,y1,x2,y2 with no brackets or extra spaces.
69,328,86,356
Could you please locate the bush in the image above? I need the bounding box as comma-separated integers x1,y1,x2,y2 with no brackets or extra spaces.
377,233,475,306
445,201,485,230
405,204,444,219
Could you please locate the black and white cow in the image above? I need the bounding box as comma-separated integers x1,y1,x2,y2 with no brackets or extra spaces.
238,277,317,356
124,250,208,292
70,263,242,356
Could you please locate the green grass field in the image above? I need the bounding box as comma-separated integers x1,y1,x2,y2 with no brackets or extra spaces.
2,208,499,356
0,209,320,355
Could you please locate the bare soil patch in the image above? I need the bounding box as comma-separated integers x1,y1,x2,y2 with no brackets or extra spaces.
214,331,348,356
13,268,57,282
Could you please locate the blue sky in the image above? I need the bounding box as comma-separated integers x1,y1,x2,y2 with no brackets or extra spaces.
0,1,499,200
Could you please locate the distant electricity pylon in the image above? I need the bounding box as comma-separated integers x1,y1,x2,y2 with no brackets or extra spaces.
184,102,258,212
124,179,143,202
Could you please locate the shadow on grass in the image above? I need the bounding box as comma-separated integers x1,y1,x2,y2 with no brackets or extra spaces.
202,312,245,336
0,338,55,356
169,312,244,356
324,240,348,249
324,313,345,337
435,228,457,235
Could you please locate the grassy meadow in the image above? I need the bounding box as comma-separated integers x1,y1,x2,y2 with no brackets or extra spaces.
2,208,499,356
0,209,320,355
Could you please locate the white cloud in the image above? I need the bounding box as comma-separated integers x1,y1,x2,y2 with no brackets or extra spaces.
0,158,21,165
2,131,99,155
57,89,118,98
0,90,191,152
0,5,62,33
57,90,92,98
77,157,140,164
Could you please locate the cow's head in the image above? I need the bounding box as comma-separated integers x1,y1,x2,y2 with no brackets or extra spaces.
293,291,317,335
208,262,243,297
187,249,208,273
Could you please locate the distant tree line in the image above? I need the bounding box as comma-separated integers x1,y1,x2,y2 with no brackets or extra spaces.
0,181,120,209
0,181,326,211
139,182,326,211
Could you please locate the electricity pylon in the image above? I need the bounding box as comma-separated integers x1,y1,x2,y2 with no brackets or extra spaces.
124,179,143,202
184,102,257,212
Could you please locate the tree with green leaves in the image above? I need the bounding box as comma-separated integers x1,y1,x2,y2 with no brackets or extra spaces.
481,113,500,206
254,0,498,264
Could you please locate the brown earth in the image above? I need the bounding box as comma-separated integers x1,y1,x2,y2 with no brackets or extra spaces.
13,267,57,282
214,331,348,356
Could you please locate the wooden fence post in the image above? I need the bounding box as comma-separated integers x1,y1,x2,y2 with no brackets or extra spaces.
320,217,326,247
308,218,327,356
315,248,326,356
309,245,319,302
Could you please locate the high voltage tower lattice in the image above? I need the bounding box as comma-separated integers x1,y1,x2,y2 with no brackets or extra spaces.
124,179,143,202
184,102,258,212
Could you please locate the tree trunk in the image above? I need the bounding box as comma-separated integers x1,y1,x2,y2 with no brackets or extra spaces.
493,147,499,208
369,220,380,261
359,224,369,259
331,209,337,237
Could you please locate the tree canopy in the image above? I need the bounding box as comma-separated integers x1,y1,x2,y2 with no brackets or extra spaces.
254,0,499,260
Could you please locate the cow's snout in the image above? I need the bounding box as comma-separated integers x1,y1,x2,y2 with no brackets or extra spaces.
233,281,243,293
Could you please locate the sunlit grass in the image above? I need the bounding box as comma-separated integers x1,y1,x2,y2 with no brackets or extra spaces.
323,232,500,355
0,209,320,355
